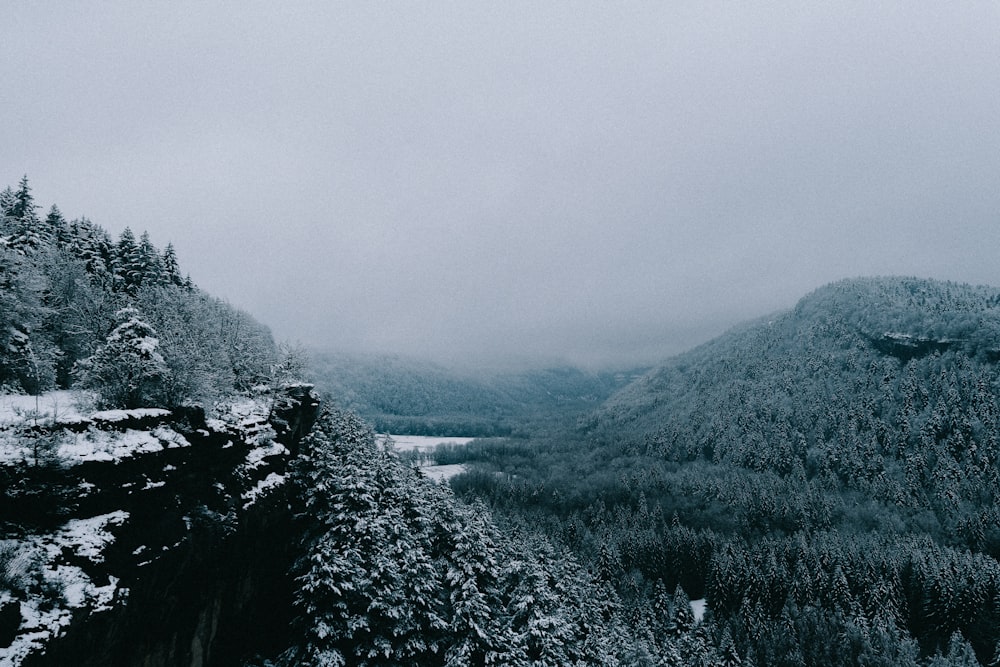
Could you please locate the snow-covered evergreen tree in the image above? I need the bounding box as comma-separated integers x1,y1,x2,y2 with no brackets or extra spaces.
162,242,184,287
5,176,44,255
113,227,141,292
137,231,166,287
74,306,169,408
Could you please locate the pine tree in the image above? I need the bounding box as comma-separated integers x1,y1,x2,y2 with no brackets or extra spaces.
668,584,695,636
926,631,980,667
11,175,38,222
0,186,15,219
6,176,43,254
45,204,67,246
441,503,510,666
651,578,673,637
288,411,451,666
597,540,623,583
137,231,165,287
162,242,184,286
718,627,743,667
74,306,170,408
113,227,141,291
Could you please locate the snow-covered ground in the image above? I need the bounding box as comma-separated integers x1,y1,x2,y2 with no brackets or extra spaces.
0,420,191,467
0,390,195,467
0,390,91,426
376,435,476,482
378,434,475,453
690,598,706,623
0,391,290,468
419,464,467,481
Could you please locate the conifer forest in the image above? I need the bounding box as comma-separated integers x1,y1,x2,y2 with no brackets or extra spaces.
4,176,1000,665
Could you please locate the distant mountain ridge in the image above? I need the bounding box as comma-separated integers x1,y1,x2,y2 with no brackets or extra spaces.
586,276,1000,519
311,351,646,436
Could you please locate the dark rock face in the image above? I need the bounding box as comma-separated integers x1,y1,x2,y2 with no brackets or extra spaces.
25,489,298,667
269,383,321,454
0,598,19,648
869,333,954,361
1,386,320,667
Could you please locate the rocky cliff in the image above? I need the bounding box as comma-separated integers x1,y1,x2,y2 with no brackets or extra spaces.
0,385,320,666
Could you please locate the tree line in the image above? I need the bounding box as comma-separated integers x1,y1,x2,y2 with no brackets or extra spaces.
0,176,280,408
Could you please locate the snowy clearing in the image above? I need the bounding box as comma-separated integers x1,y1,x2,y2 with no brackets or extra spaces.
690,598,706,623
377,435,475,482
0,390,92,426
378,434,475,453
419,464,467,482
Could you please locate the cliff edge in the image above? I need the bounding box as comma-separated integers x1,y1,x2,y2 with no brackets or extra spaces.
0,385,320,666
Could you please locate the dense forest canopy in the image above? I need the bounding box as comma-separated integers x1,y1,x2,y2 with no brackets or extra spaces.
0,176,280,407
265,407,730,666
443,276,1000,666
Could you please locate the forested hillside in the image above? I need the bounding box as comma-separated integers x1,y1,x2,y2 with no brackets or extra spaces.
0,176,282,408
261,406,739,666
311,351,643,436
4,179,692,665
12,176,1000,665
447,277,1000,665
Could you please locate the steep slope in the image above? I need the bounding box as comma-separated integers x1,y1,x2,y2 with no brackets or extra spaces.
0,385,320,666
263,406,726,666
452,277,1000,664
588,277,1000,514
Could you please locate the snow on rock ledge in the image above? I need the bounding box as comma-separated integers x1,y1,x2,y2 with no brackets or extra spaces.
0,512,128,666
0,386,320,666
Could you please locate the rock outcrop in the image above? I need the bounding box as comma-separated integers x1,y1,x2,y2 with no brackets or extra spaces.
0,385,320,666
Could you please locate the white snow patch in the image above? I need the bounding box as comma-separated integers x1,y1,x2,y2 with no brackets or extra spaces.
209,396,277,447
379,434,475,453
419,464,467,482
690,599,706,623
151,425,189,449
47,511,129,564
242,472,286,508
57,426,189,463
0,390,92,426
244,440,288,469
90,408,170,423
1,600,74,666
0,420,190,468
0,513,128,665
89,575,120,612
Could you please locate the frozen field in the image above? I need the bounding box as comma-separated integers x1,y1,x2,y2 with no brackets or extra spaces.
378,435,476,481
378,434,475,453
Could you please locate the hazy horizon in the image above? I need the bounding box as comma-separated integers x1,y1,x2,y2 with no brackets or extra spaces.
5,3,1000,368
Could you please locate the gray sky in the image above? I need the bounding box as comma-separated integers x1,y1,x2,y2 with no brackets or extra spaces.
4,2,1000,368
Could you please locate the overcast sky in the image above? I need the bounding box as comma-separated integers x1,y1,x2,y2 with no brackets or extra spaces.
4,2,1000,368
